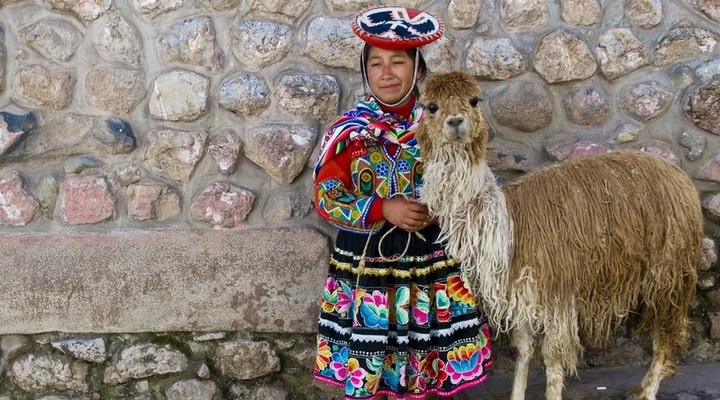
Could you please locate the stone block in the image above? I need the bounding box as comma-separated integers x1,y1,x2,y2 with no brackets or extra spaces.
0,228,328,334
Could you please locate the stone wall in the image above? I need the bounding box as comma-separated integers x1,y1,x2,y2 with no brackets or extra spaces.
0,0,719,398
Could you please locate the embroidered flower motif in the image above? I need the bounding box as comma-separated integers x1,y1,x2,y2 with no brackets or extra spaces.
353,288,367,327
434,285,451,323
381,353,406,391
360,290,389,329
336,279,353,317
407,352,425,391
446,344,483,385
321,276,338,313
330,347,350,380
411,284,430,326
397,159,410,172
479,323,493,359
369,152,384,164
364,356,384,393
447,274,476,307
345,357,367,393
422,350,447,386
394,286,410,325
375,162,389,175
316,338,332,372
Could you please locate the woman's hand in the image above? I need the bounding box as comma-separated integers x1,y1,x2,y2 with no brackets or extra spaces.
382,197,436,232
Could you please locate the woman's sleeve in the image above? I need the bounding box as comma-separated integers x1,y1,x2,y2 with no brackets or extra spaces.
313,146,385,232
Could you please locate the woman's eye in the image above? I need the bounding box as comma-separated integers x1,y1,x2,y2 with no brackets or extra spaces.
426,103,439,114
469,96,482,108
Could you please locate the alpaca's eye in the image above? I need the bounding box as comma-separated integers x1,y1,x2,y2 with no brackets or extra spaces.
469,96,482,108
426,103,439,114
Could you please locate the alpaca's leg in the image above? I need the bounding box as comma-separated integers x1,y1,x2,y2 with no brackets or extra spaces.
631,340,672,400
510,325,534,400
541,336,565,400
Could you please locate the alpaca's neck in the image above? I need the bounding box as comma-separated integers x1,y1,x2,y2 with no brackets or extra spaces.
420,146,514,331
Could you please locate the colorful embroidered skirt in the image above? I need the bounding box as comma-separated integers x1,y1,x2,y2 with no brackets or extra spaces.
314,224,493,399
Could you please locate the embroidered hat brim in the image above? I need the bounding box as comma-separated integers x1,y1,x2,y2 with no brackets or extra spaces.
352,6,444,50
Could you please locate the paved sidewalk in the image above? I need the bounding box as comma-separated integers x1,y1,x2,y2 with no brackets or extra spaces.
456,363,720,399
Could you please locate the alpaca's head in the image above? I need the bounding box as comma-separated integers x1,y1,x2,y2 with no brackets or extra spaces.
416,71,490,163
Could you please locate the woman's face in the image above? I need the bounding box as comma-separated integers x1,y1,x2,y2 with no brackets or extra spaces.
365,46,416,106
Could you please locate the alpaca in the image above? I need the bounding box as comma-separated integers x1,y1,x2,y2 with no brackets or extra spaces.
415,71,703,400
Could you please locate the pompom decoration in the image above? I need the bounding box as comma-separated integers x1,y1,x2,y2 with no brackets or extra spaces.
352,6,444,50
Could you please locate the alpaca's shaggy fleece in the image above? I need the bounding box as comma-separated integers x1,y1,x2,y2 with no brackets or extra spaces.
416,72,703,390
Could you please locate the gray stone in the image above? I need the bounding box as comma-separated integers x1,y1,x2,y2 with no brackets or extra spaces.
20,19,82,63
229,18,292,71
697,273,716,291
545,138,609,161
127,181,181,221
695,56,720,82
685,80,720,135
703,192,720,218
11,64,75,110
245,124,318,184
698,151,720,183
131,0,184,20
500,0,549,29
108,164,143,188
305,17,361,70
422,35,459,74
85,66,146,115
276,73,340,122
679,131,707,161
620,81,673,121
230,382,291,400
699,237,717,271
464,37,526,80
189,181,255,228
64,155,102,174
10,353,88,392
668,64,696,90
638,140,682,165
104,343,188,384
91,12,143,66
0,114,135,163
534,30,596,83
688,0,720,22
51,337,106,363
197,0,242,10
489,80,553,132
1,335,27,357
447,0,482,29
218,73,270,116
560,0,602,26
250,0,311,20
36,175,59,218
193,332,226,342
207,129,243,175
143,128,208,183
212,340,280,380
44,0,111,22
262,191,310,221
149,70,210,122
0,171,39,227
59,174,116,225
487,139,540,172
158,16,223,72
166,379,220,400
607,123,642,144
564,87,609,126
655,23,719,67
626,0,663,29
325,0,373,12
596,28,649,81
710,312,720,339
197,363,211,379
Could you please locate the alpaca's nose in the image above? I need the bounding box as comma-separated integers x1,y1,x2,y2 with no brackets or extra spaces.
446,115,464,127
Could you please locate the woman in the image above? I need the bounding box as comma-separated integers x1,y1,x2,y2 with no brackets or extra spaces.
312,6,492,399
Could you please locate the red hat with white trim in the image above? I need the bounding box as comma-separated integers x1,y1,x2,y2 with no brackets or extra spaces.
351,5,444,50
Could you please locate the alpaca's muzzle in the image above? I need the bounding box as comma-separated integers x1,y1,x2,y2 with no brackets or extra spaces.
444,114,468,140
